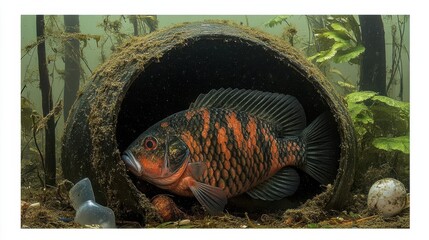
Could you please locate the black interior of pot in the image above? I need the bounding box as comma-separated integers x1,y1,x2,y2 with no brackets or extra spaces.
116,36,340,214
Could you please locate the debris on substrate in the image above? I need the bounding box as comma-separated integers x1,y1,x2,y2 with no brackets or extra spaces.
20,179,409,229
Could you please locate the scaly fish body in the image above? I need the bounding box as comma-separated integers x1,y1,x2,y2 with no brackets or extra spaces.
122,88,339,214
165,108,303,197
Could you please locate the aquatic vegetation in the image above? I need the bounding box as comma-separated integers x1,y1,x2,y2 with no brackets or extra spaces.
97,15,158,61
264,16,298,46
346,91,409,139
264,16,289,28
21,15,160,188
372,136,409,154
21,96,41,137
127,15,159,35
308,16,364,64
345,91,409,190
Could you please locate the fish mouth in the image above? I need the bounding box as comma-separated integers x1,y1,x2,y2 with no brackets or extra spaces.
121,150,142,176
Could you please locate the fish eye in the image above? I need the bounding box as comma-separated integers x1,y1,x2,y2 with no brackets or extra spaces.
143,136,158,150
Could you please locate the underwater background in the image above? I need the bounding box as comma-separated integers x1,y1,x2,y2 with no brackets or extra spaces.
19,15,410,228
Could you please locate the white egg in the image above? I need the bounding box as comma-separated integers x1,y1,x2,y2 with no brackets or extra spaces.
367,178,407,217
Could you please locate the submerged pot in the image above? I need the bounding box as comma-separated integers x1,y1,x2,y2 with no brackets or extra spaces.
61,21,356,223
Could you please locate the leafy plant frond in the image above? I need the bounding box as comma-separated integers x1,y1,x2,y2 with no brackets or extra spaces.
333,44,365,63
345,91,378,103
319,30,350,43
264,16,289,28
308,16,363,65
346,91,409,190
372,136,409,154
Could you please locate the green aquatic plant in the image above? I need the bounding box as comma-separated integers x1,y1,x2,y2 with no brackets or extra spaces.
329,68,357,94
21,96,41,137
308,16,364,64
264,16,289,28
128,15,158,36
372,136,409,154
97,15,158,62
345,91,409,190
265,16,298,46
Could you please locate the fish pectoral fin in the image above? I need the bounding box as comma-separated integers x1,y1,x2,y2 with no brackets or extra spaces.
247,168,300,201
188,179,227,215
188,162,207,179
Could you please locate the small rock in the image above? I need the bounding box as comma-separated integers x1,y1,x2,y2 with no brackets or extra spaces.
174,219,191,226
21,201,31,216
151,194,187,222
29,202,41,209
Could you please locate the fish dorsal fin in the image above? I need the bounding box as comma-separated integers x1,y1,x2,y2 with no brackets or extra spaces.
190,88,306,136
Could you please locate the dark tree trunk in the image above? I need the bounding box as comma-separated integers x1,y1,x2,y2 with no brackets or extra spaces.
63,15,81,120
359,15,386,95
36,15,56,186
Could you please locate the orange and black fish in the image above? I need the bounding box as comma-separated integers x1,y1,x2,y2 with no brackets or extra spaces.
122,88,339,214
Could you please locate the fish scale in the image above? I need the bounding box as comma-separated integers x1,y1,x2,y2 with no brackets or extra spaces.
177,107,294,197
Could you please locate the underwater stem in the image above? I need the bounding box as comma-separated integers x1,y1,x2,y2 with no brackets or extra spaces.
32,114,45,188
36,15,57,187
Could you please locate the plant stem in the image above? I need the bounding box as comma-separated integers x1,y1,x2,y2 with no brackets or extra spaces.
32,115,45,188
36,15,56,186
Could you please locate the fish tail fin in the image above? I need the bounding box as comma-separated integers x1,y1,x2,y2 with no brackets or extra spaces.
300,112,339,185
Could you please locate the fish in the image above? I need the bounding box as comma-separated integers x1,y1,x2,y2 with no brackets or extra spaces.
122,88,339,215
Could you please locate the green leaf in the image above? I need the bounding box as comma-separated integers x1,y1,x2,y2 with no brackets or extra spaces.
371,95,410,113
330,22,350,35
315,42,349,63
354,125,368,138
264,16,289,28
337,81,356,92
155,221,175,228
306,223,321,228
314,50,334,63
345,91,377,103
347,102,374,125
307,52,322,62
320,30,351,43
372,136,410,154
333,44,365,63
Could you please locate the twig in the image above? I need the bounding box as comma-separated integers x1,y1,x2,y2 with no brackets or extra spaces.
339,215,377,226
397,16,406,100
31,115,45,188
244,212,257,228
36,100,63,133
387,16,407,98
21,85,27,94
36,168,45,188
